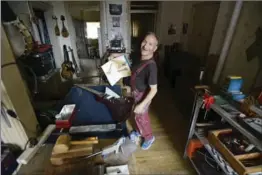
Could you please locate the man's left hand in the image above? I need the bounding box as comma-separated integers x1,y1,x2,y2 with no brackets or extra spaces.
134,103,145,114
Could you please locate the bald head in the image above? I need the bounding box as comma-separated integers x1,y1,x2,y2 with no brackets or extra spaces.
140,32,158,59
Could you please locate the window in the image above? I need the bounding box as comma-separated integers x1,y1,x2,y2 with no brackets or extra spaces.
86,22,100,39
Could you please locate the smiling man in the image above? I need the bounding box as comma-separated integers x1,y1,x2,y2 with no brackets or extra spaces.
129,32,158,150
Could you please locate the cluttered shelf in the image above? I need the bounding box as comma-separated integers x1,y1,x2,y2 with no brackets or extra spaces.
194,131,238,175
184,77,262,175
210,100,262,151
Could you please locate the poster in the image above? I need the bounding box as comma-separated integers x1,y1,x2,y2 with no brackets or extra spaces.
112,16,120,27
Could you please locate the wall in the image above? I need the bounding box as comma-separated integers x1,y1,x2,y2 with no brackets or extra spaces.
1,26,38,148
100,1,131,54
7,1,80,69
157,1,184,59
219,2,262,92
45,2,80,69
180,1,198,51
158,1,184,45
208,1,235,55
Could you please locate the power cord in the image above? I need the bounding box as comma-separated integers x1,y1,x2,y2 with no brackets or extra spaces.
6,109,37,135
24,137,38,150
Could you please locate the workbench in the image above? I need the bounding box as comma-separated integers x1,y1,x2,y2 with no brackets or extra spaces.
15,84,134,174
15,139,136,175
183,95,262,175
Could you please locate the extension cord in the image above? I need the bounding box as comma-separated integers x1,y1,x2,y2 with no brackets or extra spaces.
17,125,55,164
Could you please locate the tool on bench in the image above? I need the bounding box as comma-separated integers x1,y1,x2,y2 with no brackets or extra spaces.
69,123,123,134
53,135,98,154
51,134,98,165
202,93,215,120
78,137,137,165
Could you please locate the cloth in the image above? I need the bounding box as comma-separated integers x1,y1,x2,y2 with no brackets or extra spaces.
130,60,155,141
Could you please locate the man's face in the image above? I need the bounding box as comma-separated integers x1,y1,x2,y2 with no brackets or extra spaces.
140,35,158,57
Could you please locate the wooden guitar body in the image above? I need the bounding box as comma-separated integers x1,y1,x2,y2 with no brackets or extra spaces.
61,45,75,80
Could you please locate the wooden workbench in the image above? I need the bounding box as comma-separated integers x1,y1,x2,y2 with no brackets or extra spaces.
16,139,136,175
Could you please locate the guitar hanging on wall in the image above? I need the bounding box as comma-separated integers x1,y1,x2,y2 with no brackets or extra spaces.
61,45,75,80
60,15,69,38
52,16,60,36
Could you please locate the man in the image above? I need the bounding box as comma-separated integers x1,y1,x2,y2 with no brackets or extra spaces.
109,32,158,150
128,32,158,150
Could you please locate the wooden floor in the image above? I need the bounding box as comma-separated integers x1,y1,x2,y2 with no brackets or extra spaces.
129,76,196,174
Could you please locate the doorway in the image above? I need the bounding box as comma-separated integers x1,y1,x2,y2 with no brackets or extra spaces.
131,13,156,51
188,2,220,63
130,1,158,52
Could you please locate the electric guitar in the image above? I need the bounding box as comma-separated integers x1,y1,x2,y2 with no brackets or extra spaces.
68,46,80,75
60,15,69,38
61,45,75,80
52,16,60,36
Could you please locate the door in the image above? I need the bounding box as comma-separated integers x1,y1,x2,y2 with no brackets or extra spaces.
188,2,220,62
73,18,89,58
131,13,156,51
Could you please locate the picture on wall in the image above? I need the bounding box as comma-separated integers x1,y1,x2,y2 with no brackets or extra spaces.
168,24,176,35
112,17,120,27
109,4,122,15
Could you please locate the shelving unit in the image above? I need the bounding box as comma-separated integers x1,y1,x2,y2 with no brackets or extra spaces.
184,96,262,175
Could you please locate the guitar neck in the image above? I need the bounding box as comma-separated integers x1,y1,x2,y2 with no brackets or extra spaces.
69,48,78,68
63,45,70,62
75,84,104,97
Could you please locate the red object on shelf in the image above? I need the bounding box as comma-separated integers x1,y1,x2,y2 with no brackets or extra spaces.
55,105,76,129
33,42,52,53
203,94,215,110
187,139,203,158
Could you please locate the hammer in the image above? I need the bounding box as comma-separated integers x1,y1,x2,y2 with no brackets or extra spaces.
53,135,98,154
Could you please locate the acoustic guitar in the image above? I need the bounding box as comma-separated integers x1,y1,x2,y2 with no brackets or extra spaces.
68,46,80,74
52,16,60,36
61,45,75,80
60,15,69,38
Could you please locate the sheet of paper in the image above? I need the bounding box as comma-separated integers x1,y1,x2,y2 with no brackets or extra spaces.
101,61,122,86
111,55,131,77
105,87,120,99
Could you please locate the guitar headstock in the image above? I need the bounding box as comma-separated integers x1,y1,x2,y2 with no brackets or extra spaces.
61,15,65,21
68,46,73,52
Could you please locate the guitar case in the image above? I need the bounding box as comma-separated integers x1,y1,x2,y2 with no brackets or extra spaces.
96,96,134,122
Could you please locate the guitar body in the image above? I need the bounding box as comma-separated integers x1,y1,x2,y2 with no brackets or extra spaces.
55,25,60,36
61,45,75,80
68,47,80,75
61,15,69,38
61,62,75,79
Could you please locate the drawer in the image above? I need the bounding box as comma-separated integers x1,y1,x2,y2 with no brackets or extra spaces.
208,129,262,175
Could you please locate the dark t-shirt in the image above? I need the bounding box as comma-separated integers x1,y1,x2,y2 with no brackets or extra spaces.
130,52,158,92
